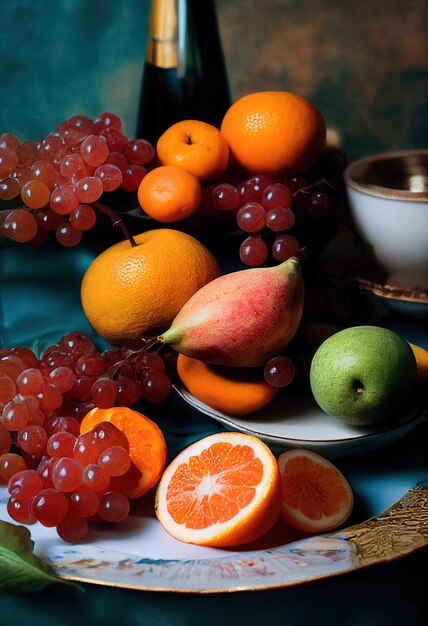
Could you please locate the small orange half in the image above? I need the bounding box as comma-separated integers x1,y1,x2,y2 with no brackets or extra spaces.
278,449,353,533
155,432,281,547
80,407,167,499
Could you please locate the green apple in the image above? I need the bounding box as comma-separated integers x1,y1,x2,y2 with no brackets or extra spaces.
309,325,417,425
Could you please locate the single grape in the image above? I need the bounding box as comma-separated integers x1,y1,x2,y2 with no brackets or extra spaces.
211,183,240,211
52,457,83,492
70,203,97,230
10,166,35,187
0,177,20,200
49,366,77,393
101,128,128,153
8,469,44,498
0,132,20,152
94,163,123,192
261,183,292,210
7,496,37,524
133,351,165,375
0,453,27,483
80,134,109,167
60,331,95,356
265,206,295,231
31,488,69,526
68,485,99,518
0,373,16,404
81,463,110,492
75,352,104,377
124,139,155,165
38,383,63,412
0,354,25,378
306,191,333,218
55,222,83,247
17,141,39,166
91,422,129,451
264,356,296,387
140,372,172,403
47,432,77,458
236,202,266,232
37,208,65,231
50,184,80,214
116,378,142,406
94,111,123,132
59,153,88,180
91,377,117,408
0,147,19,177
31,160,61,190
239,235,268,267
56,512,89,543
16,367,45,396
97,446,131,477
45,415,81,438
121,165,147,192
2,209,38,243
271,234,300,262
22,395,45,426
239,175,274,204
17,425,48,456
281,174,307,194
69,375,93,401
106,151,128,174
97,491,130,523
38,133,66,164
9,347,39,369
2,395,29,431
74,175,103,203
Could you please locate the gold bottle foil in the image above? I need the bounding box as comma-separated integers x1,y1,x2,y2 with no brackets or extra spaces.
146,0,178,68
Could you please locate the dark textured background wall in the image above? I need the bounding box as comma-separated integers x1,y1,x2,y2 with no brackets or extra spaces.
0,0,427,163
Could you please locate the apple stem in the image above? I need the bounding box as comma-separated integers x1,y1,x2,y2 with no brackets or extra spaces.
93,202,137,248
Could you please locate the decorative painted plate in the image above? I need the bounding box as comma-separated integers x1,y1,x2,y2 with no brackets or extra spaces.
0,484,427,593
174,385,428,458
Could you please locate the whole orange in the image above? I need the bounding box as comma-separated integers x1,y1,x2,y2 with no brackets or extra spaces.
137,165,201,223
220,91,326,175
81,229,221,347
156,119,229,181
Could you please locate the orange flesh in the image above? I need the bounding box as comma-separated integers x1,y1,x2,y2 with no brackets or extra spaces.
282,456,349,520
166,442,264,529
81,407,167,499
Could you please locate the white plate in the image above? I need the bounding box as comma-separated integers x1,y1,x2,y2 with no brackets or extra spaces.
174,385,428,458
1,483,427,593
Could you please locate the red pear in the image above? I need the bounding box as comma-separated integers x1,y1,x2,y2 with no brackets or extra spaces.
158,257,304,367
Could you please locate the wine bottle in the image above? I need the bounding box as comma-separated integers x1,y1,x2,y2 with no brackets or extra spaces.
136,0,231,145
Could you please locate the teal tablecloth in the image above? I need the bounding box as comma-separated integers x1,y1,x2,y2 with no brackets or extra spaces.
1,241,427,625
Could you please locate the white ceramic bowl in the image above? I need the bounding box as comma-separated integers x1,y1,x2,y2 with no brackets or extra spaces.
344,150,428,290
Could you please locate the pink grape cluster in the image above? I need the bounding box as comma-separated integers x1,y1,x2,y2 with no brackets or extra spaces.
0,331,173,486
5,420,135,543
199,173,333,267
0,113,154,246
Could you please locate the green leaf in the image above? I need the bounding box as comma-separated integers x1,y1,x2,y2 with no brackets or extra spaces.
0,519,81,594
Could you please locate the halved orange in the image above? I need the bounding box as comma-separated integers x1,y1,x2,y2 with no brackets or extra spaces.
80,407,167,499
278,449,353,533
155,432,281,547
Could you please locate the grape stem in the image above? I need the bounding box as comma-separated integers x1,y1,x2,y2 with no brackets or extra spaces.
294,177,337,196
93,202,137,247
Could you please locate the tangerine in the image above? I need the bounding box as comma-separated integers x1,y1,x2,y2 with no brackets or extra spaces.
80,406,167,499
220,91,326,175
137,165,201,223
155,432,281,547
278,449,353,533
409,343,428,384
177,353,278,416
81,228,221,347
156,119,229,182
